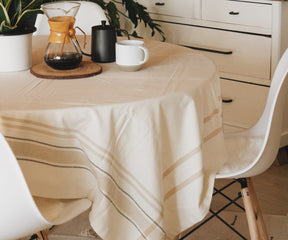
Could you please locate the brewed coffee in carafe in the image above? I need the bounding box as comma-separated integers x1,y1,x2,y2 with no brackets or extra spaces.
42,1,82,70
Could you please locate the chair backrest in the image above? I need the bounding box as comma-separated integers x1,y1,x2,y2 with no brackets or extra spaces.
0,133,50,240
34,1,108,35
233,48,288,178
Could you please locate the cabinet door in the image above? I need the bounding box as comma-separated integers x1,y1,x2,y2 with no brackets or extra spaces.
157,22,271,80
202,0,272,29
221,79,269,128
137,0,199,19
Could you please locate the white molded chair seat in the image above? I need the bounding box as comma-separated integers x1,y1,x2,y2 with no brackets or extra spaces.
0,133,91,240
219,135,264,177
211,48,288,239
217,47,288,180
34,0,108,36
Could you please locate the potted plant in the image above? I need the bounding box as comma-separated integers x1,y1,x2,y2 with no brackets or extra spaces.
0,0,43,71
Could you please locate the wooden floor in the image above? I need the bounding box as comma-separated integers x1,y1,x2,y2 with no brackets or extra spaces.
19,163,288,240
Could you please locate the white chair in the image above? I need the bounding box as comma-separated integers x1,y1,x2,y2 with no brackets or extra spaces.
0,132,92,240
34,0,108,35
181,49,288,240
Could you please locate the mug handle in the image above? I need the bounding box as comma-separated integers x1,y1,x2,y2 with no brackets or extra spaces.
139,46,149,65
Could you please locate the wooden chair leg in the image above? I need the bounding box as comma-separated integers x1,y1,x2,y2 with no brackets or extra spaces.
241,182,259,240
246,178,269,240
36,230,49,240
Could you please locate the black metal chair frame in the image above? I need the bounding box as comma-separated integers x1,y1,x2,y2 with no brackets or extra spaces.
180,178,249,240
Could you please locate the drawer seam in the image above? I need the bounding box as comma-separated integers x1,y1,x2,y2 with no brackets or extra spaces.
154,20,272,38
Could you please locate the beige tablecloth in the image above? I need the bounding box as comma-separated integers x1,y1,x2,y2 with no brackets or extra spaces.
0,36,227,240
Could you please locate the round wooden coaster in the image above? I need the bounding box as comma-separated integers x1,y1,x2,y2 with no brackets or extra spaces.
30,61,102,79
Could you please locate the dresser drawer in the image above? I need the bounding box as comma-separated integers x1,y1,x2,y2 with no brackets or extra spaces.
202,0,272,29
137,0,200,19
221,79,269,128
156,22,271,79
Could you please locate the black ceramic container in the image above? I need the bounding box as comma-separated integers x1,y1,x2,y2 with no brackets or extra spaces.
91,20,116,63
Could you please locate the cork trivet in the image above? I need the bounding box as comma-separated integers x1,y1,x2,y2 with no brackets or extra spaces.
30,61,102,79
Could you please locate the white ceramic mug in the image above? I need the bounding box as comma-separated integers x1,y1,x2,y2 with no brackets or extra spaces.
116,40,149,71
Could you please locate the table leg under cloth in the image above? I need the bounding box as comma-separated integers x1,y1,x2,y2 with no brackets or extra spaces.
0,93,227,240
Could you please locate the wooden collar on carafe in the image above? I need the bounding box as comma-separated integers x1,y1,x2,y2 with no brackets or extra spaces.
48,16,76,43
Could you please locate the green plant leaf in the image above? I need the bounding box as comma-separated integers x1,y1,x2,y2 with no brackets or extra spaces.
3,0,12,11
120,0,165,41
0,19,16,33
2,0,11,6
122,0,138,26
22,0,41,11
16,8,42,26
0,2,10,25
105,1,120,30
6,0,21,26
0,19,7,32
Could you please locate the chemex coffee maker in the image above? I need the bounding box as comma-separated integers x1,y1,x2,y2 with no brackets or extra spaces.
41,1,123,71
42,1,82,70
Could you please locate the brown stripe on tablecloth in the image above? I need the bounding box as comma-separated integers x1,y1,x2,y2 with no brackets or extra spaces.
8,131,162,232
6,137,90,166
164,170,203,202
7,135,82,150
0,122,109,162
162,126,222,201
86,145,164,221
11,136,164,238
1,118,163,229
96,167,167,239
17,158,95,174
161,125,222,181
0,116,114,159
111,152,162,204
111,159,163,214
138,215,163,240
1,122,76,140
61,126,163,215
204,108,220,123
203,127,222,143
92,160,166,235
8,135,165,238
162,145,201,179
2,118,163,213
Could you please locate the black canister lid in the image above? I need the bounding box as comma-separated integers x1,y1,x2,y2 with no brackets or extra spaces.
92,20,115,30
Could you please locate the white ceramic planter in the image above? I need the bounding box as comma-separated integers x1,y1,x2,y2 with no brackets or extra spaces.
0,32,33,72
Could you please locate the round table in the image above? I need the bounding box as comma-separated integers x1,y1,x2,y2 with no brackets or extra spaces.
0,36,227,240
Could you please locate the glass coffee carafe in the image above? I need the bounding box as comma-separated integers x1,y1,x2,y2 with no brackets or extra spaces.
42,1,82,70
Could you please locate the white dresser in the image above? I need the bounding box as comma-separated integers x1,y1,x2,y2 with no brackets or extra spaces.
132,0,288,146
